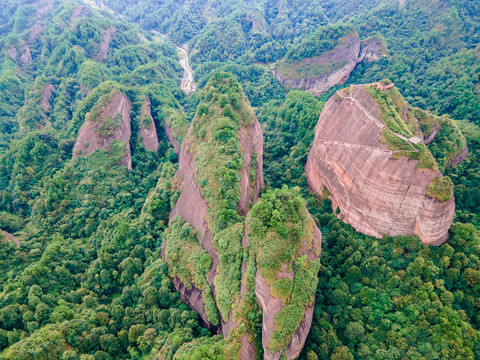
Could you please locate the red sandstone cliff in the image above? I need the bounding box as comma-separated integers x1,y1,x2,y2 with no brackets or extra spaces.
272,31,387,96
272,31,360,96
139,97,159,152
72,92,132,170
305,85,456,245
254,211,321,360
163,116,264,357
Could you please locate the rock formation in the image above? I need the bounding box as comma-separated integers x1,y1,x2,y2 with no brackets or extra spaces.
41,84,55,113
139,97,159,152
273,27,387,95
73,91,132,170
357,35,388,63
162,73,264,358
248,193,321,360
1,230,20,248
305,83,462,245
161,106,189,156
96,26,114,62
161,73,320,359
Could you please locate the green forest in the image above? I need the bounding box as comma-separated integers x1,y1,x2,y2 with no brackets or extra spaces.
0,0,479,359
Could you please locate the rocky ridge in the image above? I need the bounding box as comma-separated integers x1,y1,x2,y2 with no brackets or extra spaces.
139,97,159,152
160,73,321,359
272,29,387,95
305,83,464,245
72,91,133,170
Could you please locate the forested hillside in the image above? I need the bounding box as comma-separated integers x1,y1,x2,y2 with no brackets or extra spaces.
0,0,479,359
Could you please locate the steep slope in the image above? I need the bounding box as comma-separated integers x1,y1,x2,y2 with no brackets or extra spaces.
161,73,321,359
272,25,386,95
73,90,133,170
305,82,464,245
247,187,321,360
139,97,159,152
162,73,264,358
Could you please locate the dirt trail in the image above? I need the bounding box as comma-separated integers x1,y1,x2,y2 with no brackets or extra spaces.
82,1,197,95
336,87,419,154
152,31,197,94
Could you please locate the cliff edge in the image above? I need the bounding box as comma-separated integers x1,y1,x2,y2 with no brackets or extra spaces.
305,83,462,245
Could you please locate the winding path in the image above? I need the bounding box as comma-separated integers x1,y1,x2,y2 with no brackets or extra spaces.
82,0,197,95
152,31,197,94
336,87,419,154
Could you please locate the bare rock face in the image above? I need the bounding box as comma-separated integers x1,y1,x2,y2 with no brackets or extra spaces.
162,74,264,359
161,107,189,156
273,27,388,95
73,92,132,170
160,73,321,359
273,31,360,96
139,97,159,152
70,5,90,23
41,84,55,113
20,44,32,64
305,84,456,245
96,26,114,62
247,188,321,359
7,46,17,60
448,145,468,168
357,35,388,63
28,22,45,42
1,230,20,248
238,115,264,216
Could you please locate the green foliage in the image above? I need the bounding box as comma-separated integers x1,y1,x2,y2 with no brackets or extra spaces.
301,210,480,360
1,324,66,360
427,176,454,202
164,216,220,326
247,187,320,355
258,90,323,191
174,335,226,359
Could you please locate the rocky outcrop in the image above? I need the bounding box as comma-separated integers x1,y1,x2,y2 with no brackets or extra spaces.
28,22,45,42
139,97,159,152
161,107,189,156
160,73,321,359
273,31,360,96
96,26,114,62
238,115,264,215
73,92,132,170
7,46,17,60
1,230,19,248
448,145,468,168
247,188,321,359
305,84,455,245
20,44,32,64
357,35,388,63
273,29,388,95
70,5,89,23
41,84,55,113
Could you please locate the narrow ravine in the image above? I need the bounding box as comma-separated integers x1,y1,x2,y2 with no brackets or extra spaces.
151,31,197,95
84,0,197,95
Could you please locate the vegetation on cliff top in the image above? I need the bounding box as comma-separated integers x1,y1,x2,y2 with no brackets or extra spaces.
247,186,320,355
163,216,220,326
187,72,255,322
0,0,479,359
427,176,454,202
274,25,355,80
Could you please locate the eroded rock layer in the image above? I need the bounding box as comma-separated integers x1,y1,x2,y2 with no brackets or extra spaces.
272,27,387,95
273,31,360,96
139,97,159,152
161,73,319,360
72,92,132,170
305,84,456,245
